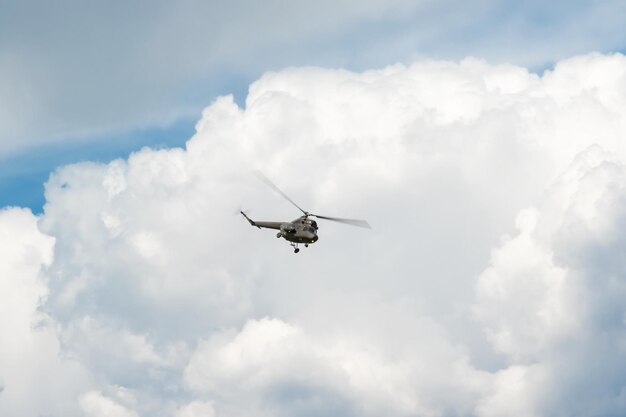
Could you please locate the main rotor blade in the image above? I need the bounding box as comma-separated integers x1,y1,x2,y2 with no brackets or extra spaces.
253,170,308,215
311,214,371,229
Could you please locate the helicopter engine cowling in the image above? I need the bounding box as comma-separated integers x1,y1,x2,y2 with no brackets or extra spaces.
280,223,296,234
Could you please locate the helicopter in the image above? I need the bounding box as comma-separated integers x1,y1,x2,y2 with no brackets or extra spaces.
241,173,370,253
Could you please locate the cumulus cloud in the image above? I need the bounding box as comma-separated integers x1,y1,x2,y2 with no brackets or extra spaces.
0,208,89,416
79,390,140,417
184,317,488,417
2,52,626,416
475,145,626,416
175,400,216,417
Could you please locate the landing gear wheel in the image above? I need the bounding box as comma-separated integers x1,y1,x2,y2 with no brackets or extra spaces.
276,232,282,238
305,244,309,248
294,248,300,253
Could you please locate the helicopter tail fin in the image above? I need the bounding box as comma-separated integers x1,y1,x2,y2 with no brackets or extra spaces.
240,211,260,228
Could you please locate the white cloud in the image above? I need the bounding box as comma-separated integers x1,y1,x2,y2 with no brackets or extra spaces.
184,317,488,417
0,208,89,416
473,206,578,360
60,316,178,375
474,145,626,416
475,365,547,417
79,390,140,417
3,52,626,415
175,400,216,417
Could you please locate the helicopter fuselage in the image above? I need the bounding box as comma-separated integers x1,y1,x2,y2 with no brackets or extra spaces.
240,212,319,246
278,217,319,244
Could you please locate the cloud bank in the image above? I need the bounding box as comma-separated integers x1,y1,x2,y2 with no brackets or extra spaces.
1,52,626,416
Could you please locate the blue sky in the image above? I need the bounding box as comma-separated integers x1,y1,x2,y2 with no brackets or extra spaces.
0,118,195,210
1,0,625,212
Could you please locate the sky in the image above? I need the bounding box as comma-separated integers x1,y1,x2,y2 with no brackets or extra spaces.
1,1,626,417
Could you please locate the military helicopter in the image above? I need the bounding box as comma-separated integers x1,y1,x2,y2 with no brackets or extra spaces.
241,173,370,253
